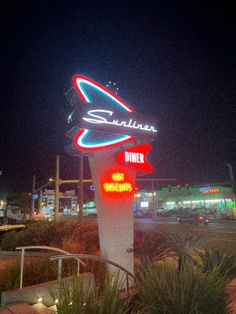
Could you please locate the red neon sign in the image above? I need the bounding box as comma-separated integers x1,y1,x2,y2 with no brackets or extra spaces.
72,75,136,150
116,144,154,173
102,171,134,194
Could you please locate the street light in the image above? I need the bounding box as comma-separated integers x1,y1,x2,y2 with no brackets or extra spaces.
30,176,54,218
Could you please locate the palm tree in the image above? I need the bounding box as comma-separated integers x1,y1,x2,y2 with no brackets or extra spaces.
165,230,203,272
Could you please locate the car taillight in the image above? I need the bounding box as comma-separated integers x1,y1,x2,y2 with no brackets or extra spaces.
198,216,204,221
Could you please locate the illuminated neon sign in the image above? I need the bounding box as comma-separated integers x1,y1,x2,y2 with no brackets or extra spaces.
200,187,220,194
116,144,154,173
72,74,157,150
81,109,157,137
102,171,134,193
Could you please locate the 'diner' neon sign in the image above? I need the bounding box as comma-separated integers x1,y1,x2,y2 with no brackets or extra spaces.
116,143,153,173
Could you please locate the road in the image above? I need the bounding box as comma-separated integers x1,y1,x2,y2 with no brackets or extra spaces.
82,214,236,234
134,217,236,252
135,216,236,229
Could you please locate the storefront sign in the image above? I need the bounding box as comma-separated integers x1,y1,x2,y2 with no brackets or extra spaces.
102,171,134,193
200,187,220,194
79,108,157,138
72,74,157,150
116,144,154,173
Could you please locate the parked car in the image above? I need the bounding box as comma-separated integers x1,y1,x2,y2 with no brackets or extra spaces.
178,213,209,225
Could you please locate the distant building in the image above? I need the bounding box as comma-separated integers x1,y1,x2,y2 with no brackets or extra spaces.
135,184,235,218
82,184,235,218
41,189,78,214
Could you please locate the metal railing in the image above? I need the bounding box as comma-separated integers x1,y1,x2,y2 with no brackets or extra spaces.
50,253,136,293
16,246,86,289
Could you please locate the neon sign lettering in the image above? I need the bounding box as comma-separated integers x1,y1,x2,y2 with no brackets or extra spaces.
103,182,133,192
111,172,124,181
125,152,144,164
116,144,153,173
83,109,157,133
102,171,134,193
201,187,220,194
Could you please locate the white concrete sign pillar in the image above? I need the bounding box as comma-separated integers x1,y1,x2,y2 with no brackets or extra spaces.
88,147,136,280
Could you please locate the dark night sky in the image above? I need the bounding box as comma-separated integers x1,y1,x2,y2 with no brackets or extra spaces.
0,1,235,197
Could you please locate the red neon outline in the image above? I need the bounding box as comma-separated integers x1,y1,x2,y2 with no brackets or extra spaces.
72,74,137,150
72,74,136,112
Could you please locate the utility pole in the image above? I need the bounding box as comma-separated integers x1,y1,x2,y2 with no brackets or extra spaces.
151,181,155,210
30,175,36,219
227,163,236,203
78,152,84,220
55,155,60,220
39,189,43,210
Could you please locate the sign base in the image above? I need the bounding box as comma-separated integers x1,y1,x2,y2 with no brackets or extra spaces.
88,148,136,283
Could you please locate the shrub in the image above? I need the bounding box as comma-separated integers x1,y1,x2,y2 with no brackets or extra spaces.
0,221,99,254
0,259,20,296
0,231,22,251
198,249,236,282
0,257,57,301
133,230,168,262
0,221,52,250
164,231,204,271
135,259,230,314
50,273,132,314
61,236,86,254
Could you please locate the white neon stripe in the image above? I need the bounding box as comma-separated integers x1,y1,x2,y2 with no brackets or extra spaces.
75,78,133,112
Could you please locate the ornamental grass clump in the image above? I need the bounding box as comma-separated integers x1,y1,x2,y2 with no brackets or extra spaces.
198,248,236,282
0,257,57,302
164,231,203,271
0,259,20,297
50,273,132,314
134,230,169,262
135,259,230,314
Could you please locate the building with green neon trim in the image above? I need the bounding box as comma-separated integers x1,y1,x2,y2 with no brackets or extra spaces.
134,184,235,217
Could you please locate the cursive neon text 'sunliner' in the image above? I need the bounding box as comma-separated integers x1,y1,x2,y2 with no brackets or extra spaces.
83,109,158,133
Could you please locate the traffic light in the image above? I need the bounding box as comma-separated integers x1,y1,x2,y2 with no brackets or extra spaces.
64,86,83,156
185,183,190,190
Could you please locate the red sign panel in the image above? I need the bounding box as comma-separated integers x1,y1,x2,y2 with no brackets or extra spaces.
101,171,134,194
116,144,153,173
